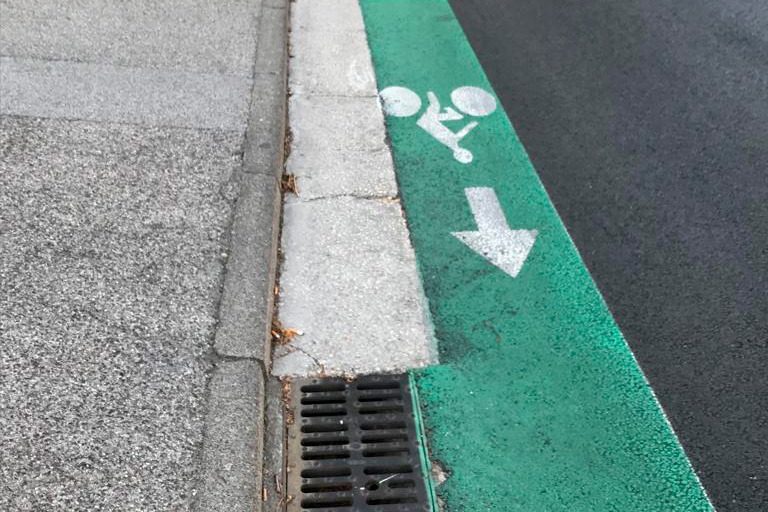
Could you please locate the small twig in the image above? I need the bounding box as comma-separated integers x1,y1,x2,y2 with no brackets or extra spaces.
377,474,398,485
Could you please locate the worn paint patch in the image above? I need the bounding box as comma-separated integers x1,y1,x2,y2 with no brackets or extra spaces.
359,0,712,510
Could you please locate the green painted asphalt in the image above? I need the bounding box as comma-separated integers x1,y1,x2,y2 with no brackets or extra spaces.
359,1,713,510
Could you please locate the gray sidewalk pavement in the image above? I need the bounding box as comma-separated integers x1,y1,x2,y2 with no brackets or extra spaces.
0,1,287,511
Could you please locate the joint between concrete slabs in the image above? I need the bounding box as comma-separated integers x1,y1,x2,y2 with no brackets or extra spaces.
0,111,245,134
291,192,399,202
290,93,379,99
207,352,269,364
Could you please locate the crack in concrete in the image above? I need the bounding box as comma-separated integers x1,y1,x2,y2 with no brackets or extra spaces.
275,344,325,374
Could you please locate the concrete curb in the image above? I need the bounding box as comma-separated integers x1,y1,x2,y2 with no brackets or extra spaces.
215,1,288,363
194,0,288,511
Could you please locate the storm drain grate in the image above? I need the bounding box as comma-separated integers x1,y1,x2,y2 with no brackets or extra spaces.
286,374,431,512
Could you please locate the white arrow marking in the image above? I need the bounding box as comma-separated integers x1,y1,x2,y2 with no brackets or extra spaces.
452,187,538,277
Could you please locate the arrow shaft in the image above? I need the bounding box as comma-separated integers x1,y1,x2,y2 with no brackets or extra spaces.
465,187,509,232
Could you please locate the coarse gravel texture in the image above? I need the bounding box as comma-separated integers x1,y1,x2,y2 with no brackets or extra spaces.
0,116,241,511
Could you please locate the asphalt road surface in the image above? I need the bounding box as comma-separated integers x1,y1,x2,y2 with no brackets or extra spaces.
448,1,768,510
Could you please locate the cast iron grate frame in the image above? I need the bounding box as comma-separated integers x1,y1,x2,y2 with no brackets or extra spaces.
287,374,431,512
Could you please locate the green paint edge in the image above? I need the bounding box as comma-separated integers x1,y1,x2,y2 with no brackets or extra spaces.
408,372,439,512
360,0,713,510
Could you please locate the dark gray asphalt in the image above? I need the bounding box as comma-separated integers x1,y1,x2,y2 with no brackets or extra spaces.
448,1,768,510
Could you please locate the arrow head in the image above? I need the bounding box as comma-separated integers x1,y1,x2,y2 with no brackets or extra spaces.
452,229,538,277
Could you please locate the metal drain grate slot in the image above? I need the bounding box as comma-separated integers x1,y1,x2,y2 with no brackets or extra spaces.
287,374,431,512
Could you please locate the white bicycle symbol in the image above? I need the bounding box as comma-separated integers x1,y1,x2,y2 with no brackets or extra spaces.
379,85,497,164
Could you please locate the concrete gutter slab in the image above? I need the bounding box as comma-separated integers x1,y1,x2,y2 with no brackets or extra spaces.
273,196,434,376
292,0,365,32
288,28,377,97
286,94,396,198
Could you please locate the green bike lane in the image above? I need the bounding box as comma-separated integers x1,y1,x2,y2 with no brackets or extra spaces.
359,1,712,510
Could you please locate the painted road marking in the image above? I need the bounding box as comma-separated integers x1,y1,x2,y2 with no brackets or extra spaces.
379,85,497,163
360,0,713,510
452,187,537,278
